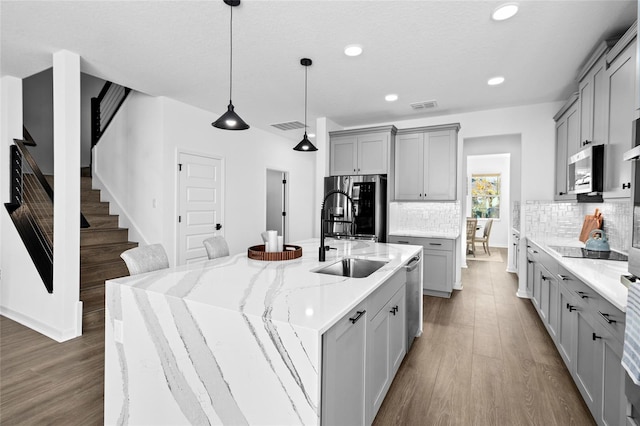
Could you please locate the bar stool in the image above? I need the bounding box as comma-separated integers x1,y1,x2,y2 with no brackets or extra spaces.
120,244,169,275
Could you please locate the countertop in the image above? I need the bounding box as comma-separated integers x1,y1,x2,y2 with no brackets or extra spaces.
104,238,422,425
527,237,629,312
107,238,422,334
389,230,460,239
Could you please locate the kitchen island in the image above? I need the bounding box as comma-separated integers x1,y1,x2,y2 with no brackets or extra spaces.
104,238,422,425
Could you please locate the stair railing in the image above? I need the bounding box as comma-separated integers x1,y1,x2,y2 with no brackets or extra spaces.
91,81,131,147
5,130,90,293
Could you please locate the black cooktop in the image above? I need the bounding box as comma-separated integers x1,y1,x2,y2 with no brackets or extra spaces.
548,245,628,261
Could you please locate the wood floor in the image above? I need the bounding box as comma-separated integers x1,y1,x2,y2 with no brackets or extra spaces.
0,248,594,425
373,248,595,426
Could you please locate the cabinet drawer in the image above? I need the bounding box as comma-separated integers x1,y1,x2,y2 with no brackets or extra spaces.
557,266,600,311
368,269,405,320
389,236,454,251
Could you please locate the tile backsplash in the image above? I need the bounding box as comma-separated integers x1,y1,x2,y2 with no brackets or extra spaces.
389,202,460,235
524,200,631,252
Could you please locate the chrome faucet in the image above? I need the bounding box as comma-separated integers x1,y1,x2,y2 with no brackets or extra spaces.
320,189,356,261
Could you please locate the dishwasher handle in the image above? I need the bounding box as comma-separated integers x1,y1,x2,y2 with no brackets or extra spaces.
404,256,421,271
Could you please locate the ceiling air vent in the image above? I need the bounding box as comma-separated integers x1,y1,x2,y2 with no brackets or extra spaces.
270,121,306,131
410,100,438,110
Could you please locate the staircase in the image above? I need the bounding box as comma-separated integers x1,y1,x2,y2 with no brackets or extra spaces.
45,171,137,328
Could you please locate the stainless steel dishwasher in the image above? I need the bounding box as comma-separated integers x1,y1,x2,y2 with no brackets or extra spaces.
404,253,423,351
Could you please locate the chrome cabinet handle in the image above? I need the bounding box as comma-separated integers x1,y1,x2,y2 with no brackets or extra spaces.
429,243,442,246
592,332,602,341
558,275,569,281
566,303,576,312
349,310,366,324
576,291,588,299
396,240,410,244
390,305,399,315
599,311,616,324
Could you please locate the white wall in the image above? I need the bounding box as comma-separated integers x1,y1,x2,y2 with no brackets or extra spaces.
466,153,510,248
95,93,317,265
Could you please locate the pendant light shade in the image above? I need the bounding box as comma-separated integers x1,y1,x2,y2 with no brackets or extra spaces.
212,0,249,131
294,58,317,152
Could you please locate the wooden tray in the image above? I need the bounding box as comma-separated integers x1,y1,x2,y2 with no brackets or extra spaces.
247,244,302,261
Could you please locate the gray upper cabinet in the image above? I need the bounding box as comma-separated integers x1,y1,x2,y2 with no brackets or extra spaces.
329,126,396,176
604,30,637,198
554,95,579,201
394,123,459,201
577,41,613,149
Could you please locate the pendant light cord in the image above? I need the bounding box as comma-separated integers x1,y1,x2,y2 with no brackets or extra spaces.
229,4,233,103
304,64,307,134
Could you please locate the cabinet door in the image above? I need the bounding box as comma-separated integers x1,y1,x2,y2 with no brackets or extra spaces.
599,325,625,426
422,248,453,296
555,118,570,199
322,302,367,425
424,130,457,200
368,303,391,421
557,282,577,371
538,267,551,324
389,286,407,376
330,136,358,176
579,56,608,147
547,273,559,341
574,308,599,416
555,101,579,201
531,261,541,310
605,39,637,198
526,256,534,296
395,132,424,200
367,285,406,424
357,133,388,175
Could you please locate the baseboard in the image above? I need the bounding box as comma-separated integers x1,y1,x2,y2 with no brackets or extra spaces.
91,150,149,246
0,304,81,342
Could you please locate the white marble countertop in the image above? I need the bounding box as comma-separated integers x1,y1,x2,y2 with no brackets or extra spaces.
388,230,460,239
528,237,629,312
108,238,422,334
105,238,422,425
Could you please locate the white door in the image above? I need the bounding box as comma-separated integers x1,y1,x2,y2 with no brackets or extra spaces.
178,152,222,265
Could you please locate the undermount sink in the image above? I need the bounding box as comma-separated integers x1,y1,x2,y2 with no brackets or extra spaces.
314,258,388,278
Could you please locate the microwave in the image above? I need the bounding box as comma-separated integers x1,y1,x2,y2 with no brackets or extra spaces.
568,144,604,194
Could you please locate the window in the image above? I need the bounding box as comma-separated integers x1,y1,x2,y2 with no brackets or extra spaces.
471,174,500,219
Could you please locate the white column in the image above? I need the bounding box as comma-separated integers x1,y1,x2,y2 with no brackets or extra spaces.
53,50,82,337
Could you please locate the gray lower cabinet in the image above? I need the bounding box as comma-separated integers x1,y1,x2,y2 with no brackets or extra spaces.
322,300,368,425
366,284,406,423
526,242,627,426
388,235,455,298
322,268,408,425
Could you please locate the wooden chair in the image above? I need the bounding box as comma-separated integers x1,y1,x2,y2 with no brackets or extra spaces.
476,219,494,255
203,236,230,260
466,218,477,257
120,244,169,275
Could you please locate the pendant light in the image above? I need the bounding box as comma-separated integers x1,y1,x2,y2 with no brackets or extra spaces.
293,58,318,152
212,0,249,130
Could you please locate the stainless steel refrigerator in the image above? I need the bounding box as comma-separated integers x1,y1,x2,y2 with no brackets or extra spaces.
323,175,387,242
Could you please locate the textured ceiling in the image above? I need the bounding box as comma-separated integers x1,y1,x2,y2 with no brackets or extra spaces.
1,0,637,141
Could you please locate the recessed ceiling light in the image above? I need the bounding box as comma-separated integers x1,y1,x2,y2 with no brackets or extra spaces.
488,76,505,86
385,94,398,102
344,44,363,57
491,3,519,21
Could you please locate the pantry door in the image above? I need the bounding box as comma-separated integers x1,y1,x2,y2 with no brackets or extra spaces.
177,152,223,265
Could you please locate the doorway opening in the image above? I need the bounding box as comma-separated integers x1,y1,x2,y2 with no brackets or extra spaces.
266,169,288,243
